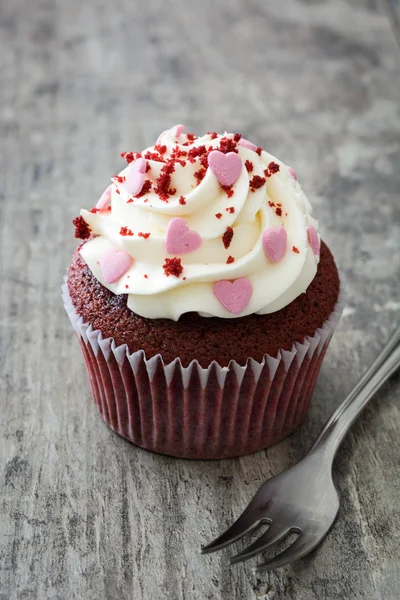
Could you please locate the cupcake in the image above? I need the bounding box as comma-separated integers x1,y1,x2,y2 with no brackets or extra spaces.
63,126,341,459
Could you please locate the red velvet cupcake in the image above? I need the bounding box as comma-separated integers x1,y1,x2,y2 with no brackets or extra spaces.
63,127,342,459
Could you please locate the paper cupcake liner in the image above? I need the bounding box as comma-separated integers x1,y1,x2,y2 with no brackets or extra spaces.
62,283,343,459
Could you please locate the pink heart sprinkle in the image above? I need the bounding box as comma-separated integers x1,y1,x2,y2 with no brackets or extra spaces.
288,166,297,180
156,124,185,145
96,184,112,210
135,157,147,174
124,167,145,196
238,138,258,152
208,150,243,187
156,130,167,145
262,227,287,263
214,278,253,315
100,248,132,284
165,218,202,255
307,225,320,256
174,124,185,137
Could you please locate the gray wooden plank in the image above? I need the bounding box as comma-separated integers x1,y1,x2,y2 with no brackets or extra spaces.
0,0,399,598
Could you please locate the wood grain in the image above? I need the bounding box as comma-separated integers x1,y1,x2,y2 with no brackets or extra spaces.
0,0,399,598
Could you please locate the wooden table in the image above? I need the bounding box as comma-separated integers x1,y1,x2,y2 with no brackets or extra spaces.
1,1,399,598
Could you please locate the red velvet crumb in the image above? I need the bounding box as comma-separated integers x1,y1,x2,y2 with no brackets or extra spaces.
144,151,164,163
226,255,235,264
170,147,188,161
121,151,141,164
210,132,218,139
264,161,280,178
275,207,282,217
194,167,207,184
163,257,183,277
187,145,207,163
268,161,280,174
144,274,148,278
226,206,235,213
249,175,266,191
155,144,167,154
135,179,152,198
121,151,134,164
179,195,186,205
233,133,242,142
154,161,176,201
218,137,238,154
73,216,91,240
215,213,222,219
120,226,134,236
138,232,151,239
114,174,126,184
256,147,262,156
222,226,234,249
292,246,300,254
221,184,234,198
245,160,253,173
199,153,209,169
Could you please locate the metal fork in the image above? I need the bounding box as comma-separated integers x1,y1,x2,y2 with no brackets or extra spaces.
202,324,400,572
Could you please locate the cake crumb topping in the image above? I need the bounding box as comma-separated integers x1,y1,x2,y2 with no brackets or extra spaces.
120,226,134,236
222,226,234,249
73,216,91,240
245,160,253,173
163,257,183,277
249,175,266,191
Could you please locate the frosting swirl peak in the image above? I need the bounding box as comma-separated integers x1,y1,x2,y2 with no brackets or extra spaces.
78,128,320,320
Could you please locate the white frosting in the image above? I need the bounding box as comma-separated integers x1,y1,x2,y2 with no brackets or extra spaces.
79,130,319,320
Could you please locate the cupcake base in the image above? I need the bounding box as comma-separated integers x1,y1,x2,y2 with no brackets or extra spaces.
63,284,342,459
67,241,340,368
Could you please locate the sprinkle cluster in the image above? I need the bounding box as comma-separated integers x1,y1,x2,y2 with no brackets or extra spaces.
74,127,317,315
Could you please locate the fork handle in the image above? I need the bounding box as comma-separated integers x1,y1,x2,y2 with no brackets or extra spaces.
308,324,400,461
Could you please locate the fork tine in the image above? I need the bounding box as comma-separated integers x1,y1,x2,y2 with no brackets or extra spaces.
253,534,317,572
230,523,292,564
201,503,270,555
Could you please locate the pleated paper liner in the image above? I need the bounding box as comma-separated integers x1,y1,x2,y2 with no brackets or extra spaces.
63,283,343,459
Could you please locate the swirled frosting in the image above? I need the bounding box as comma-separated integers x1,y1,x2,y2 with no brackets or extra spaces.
78,128,320,320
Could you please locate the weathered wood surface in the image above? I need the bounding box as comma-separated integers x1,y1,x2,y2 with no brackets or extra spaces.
1,0,399,598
